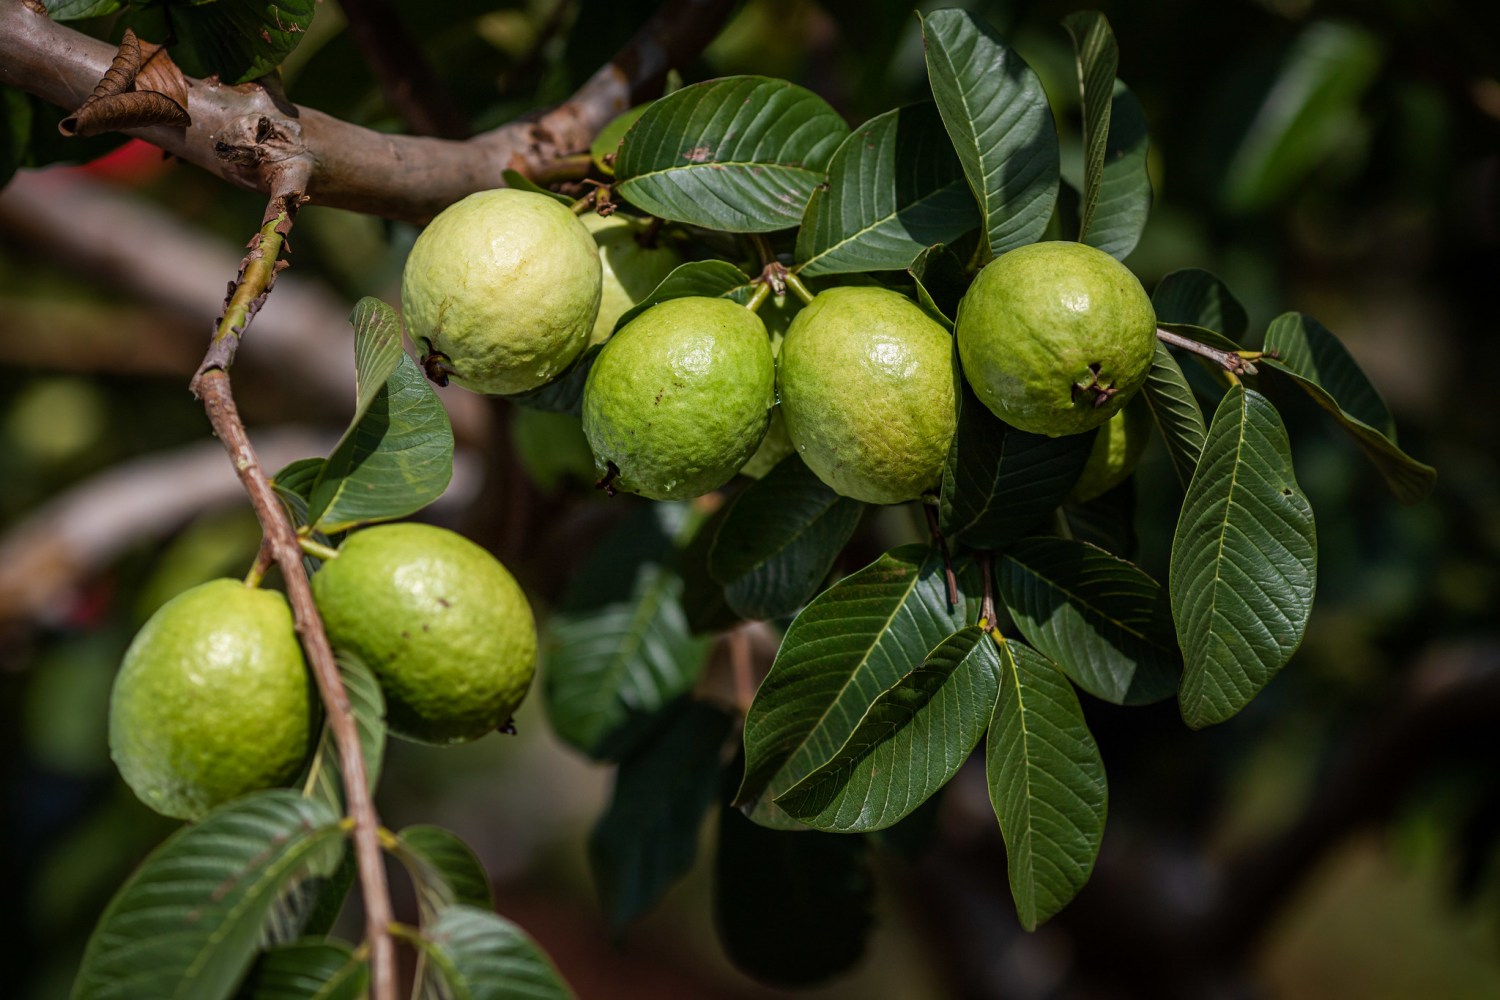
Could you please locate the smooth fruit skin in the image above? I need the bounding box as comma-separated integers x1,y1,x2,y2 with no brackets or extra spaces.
955,241,1156,437
312,524,537,745
777,286,957,504
109,579,313,820
401,189,602,395
581,212,681,347
1069,397,1153,502
582,296,775,500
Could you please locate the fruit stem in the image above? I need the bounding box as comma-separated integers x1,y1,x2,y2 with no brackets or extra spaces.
1156,327,1259,376
298,536,340,562
783,271,816,306
744,281,771,313
244,539,274,588
923,502,960,608
747,232,776,270
569,192,597,215
978,552,995,631
595,460,620,497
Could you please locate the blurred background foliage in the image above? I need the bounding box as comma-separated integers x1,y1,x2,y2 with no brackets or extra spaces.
3,0,1500,997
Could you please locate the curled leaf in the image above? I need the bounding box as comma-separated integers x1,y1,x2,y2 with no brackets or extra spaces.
59,29,190,138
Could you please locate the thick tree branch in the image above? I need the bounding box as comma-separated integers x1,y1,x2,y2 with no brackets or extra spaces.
338,0,468,139
0,0,737,222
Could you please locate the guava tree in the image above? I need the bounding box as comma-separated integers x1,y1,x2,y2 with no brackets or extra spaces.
0,2,1443,998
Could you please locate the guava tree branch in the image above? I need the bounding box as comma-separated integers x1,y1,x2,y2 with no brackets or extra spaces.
0,0,737,222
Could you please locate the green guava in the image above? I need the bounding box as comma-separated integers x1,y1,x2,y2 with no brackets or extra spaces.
777,286,957,504
109,579,313,820
311,523,537,745
1069,397,1153,502
510,407,597,491
401,188,602,395
582,296,775,500
580,212,681,346
955,241,1157,437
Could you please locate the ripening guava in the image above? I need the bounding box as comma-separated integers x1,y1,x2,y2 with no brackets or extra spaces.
580,212,681,346
582,296,775,500
777,286,957,504
1069,397,1153,502
109,579,313,820
955,241,1156,437
402,189,602,395
311,523,537,745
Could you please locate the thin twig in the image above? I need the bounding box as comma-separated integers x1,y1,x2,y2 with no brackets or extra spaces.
1156,327,1259,376
923,503,960,607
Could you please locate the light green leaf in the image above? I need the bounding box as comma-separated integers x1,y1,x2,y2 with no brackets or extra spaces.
610,260,756,334
986,635,1106,930
776,626,1000,832
43,1,123,19
1140,342,1208,490
614,76,849,232
708,455,865,621
795,102,979,276
737,545,974,829
239,940,368,1000
921,8,1060,262
1261,312,1434,504
73,792,345,1000
997,536,1179,705
347,298,404,426
414,905,574,1000
1152,268,1249,338
590,105,650,177
501,169,574,205
301,649,386,817
1171,385,1317,728
395,825,494,924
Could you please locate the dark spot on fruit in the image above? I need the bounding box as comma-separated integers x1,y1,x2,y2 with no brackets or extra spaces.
436,597,451,609
421,623,430,632
400,630,410,639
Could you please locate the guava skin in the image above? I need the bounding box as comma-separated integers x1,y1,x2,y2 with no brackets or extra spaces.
109,579,313,820
582,296,775,501
401,189,603,395
581,212,682,347
312,523,537,746
777,286,957,505
1069,397,1153,502
955,241,1157,437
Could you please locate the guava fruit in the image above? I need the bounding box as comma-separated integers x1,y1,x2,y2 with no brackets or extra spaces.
510,407,596,491
582,296,775,501
777,286,957,504
1069,397,1153,502
402,188,602,395
955,241,1156,437
581,212,681,346
311,523,537,745
109,579,313,820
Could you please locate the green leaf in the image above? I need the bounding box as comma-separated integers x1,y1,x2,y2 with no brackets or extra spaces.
503,344,600,417
1062,11,1118,244
414,905,574,1000
714,798,873,987
1140,342,1208,490
544,508,710,759
987,635,1106,931
347,298,405,425
270,458,325,527
997,536,1179,705
238,940,368,1000
501,168,575,205
73,792,346,1000
1171,385,1317,728
302,649,386,816
1061,479,1136,558
1261,312,1435,504
173,1,318,84
614,76,849,232
589,701,732,930
708,456,864,621
776,626,1000,832
1,87,32,188
1152,269,1249,338
589,105,650,177
307,353,454,533
610,260,756,335
737,545,973,829
907,242,970,328
940,383,1093,548
395,825,494,923
43,0,123,18
795,102,979,276
921,8,1060,262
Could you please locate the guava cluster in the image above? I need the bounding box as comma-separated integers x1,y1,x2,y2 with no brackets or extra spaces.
401,188,1159,507
109,524,537,820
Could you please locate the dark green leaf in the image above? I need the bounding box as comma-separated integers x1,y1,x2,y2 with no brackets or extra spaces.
776,626,1000,832
501,168,575,205
238,940,368,1000
795,102,979,276
73,792,346,1000
43,0,122,18
396,825,494,923
987,635,1106,930
714,798,873,987
1062,11,1118,243
907,242,971,327
1140,342,1208,490
1085,83,1151,259
610,260,756,335
271,458,325,525
1152,269,1249,339
921,8,1060,262
737,545,973,829
1171,385,1317,728
1061,479,1136,558
414,905,574,1000
1,87,32,187
614,76,849,232
302,649,386,816
307,353,454,533
1261,312,1434,504
940,383,1093,547
708,455,864,620
503,344,601,417
997,536,1179,705
173,1,318,84
590,701,732,929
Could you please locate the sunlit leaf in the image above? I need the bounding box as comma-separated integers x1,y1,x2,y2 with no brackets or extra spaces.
413,905,574,1000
